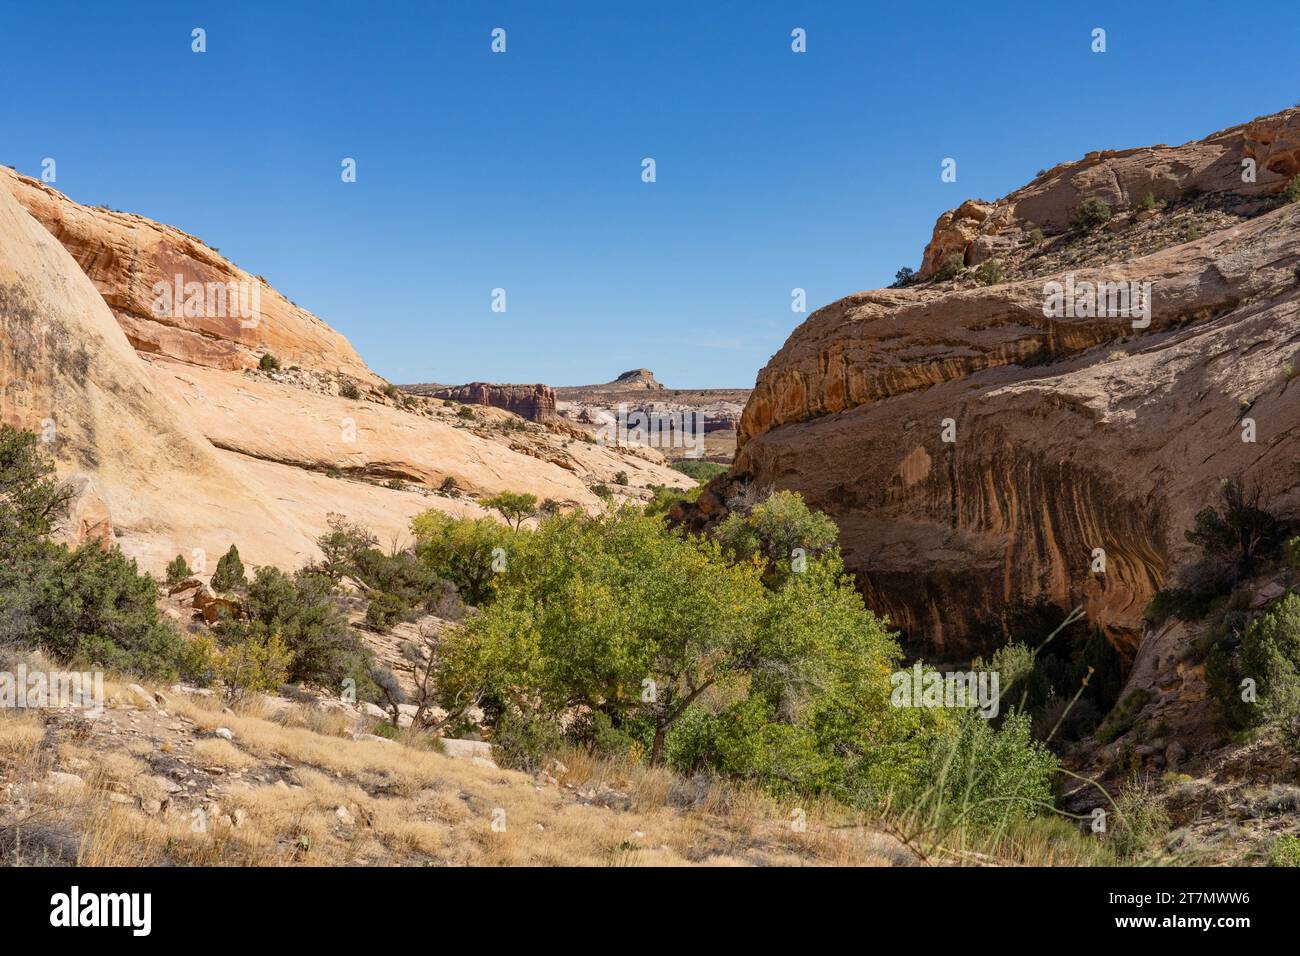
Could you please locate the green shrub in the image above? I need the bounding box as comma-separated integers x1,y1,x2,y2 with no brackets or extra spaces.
915,710,1058,833
1136,192,1158,212
933,253,964,281
716,489,839,586
439,476,460,496
211,544,247,593
1285,174,1300,204
613,470,630,486
410,510,512,606
258,353,280,372
972,259,1006,286
365,592,409,632
1109,777,1171,861
1268,833,1300,866
670,459,727,483
591,483,613,500
165,553,193,586
456,406,476,420
892,267,917,287
214,631,292,702
490,707,563,773
339,381,361,400
236,566,372,688
1071,197,1112,231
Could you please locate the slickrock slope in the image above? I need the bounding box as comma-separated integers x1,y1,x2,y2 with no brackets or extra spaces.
732,108,1300,657
1,167,381,386
0,168,323,567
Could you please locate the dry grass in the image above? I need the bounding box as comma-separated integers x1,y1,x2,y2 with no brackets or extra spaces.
2,679,1110,867
0,683,922,867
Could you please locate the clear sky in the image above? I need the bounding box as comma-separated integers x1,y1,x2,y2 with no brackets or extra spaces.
3,1,1296,388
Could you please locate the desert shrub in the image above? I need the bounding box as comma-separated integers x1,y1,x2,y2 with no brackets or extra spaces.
1184,478,1282,579
439,476,460,496
644,484,702,518
339,380,361,400
490,707,563,773
165,553,193,586
0,427,184,679
21,542,186,680
1285,174,1300,204
365,591,409,632
411,511,513,606
1109,777,1171,861
1210,593,1300,739
315,513,378,583
456,406,476,420
237,566,372,688
972,259,1006,286
258,353,280,372
382,384,401,400
178,633,219,686
891,266,917,287
670,459,727,483
1285,536,1300,571
613,470,630,486
1071,197,1112,231
591,483,613,500
1268,833,1300,866
933,253,964,281
1136,192,1158,212
1025,227,1044,246
215,631,292,702
211,545,247,593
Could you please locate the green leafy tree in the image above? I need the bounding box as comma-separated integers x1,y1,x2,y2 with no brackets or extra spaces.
410,510,513,605
716,490,839,585
482,491,538,531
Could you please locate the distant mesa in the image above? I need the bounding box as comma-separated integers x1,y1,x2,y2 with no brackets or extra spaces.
399,382,557,423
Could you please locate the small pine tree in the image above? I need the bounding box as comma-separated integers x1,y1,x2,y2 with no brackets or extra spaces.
165,553,192,586
211,544,247,593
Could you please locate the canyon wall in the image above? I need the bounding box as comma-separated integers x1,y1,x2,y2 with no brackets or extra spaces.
731,108,1300,657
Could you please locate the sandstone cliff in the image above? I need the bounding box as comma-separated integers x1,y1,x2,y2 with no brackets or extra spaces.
2,167,382,386
732,108,1300,658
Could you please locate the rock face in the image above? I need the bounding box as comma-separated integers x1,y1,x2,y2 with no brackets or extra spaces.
734,107,1300,658
410,382,557,422
1,167,381,385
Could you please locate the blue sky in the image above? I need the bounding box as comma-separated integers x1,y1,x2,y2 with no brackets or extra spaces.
3,1,1296,388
